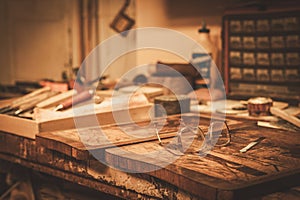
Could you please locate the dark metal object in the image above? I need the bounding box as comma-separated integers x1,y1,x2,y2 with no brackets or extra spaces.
0,106,13,114
110,0,135,36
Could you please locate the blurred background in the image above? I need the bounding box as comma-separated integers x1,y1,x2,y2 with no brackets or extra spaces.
0,0,241,84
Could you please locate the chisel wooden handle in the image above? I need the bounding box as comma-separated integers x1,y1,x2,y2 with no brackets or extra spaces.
36,89,76,108
12,87,51,107
15,91,59,115
54,90,93,111
0,87,51,111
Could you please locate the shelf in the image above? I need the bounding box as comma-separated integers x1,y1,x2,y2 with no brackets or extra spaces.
223,6,300,103
229,63,300,69
228,92,300,103
228,30,300,37
229,79,300,85
228,47,300,53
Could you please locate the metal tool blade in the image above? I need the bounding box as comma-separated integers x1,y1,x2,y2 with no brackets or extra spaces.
0,106,14,114
240,137,265,153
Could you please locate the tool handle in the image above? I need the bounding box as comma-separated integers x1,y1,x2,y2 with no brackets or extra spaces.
240,141,258,153
17,91,59,113
239,137,265,153
12,87,51,107
60,90,93,110
36,90,76,108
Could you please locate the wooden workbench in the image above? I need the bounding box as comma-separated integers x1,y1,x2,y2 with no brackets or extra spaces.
0,113,299,199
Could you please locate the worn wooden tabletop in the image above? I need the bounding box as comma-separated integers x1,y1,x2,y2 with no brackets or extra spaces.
105,125,300,199
0,113,299,199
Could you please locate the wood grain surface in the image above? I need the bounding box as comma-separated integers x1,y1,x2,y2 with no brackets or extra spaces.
105,125,300,199
36,114,252,161
1,113,299,199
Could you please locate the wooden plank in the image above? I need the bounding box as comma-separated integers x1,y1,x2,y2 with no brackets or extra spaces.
36,124,178,161
0,156,155,200
0,103,151,139
270,107,300,128
0,115,38,139
209,151,277,175
0,132,37,162
104,125,300,199
0,132,21,156
0,145,201,200
37,114,253,160
38,104,151,132
0,117,299,199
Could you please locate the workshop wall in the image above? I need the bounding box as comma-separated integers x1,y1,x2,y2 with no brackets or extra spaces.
96,0,137,81
135,0,241,73
0,0,80,85
0,0,242,85
0,0,136,84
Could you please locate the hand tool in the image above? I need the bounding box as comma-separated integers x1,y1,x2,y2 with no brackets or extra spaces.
239,137,265,153
0,87,51,114
36,89,76,108
54,90,94,111
13,91,59,115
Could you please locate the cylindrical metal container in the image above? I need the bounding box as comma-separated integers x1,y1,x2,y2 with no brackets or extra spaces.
154,95,190,117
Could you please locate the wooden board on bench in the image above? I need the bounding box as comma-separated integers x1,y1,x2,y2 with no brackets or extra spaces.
36,113,254,160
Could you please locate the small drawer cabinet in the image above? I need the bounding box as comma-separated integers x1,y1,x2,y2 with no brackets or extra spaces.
222,3,300,103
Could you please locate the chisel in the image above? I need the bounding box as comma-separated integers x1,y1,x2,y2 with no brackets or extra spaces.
0,87,51,114
54,90,94,111
239,137,265,153
36,89,76,109
13,91,59,115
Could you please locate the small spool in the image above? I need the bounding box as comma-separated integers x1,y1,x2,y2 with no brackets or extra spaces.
154,95,190,117
247,97,273,116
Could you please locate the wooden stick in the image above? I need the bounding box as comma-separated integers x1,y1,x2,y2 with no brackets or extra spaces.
12,87,51,107
36,89,75,108
270,107,300,128
15,91,59,115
